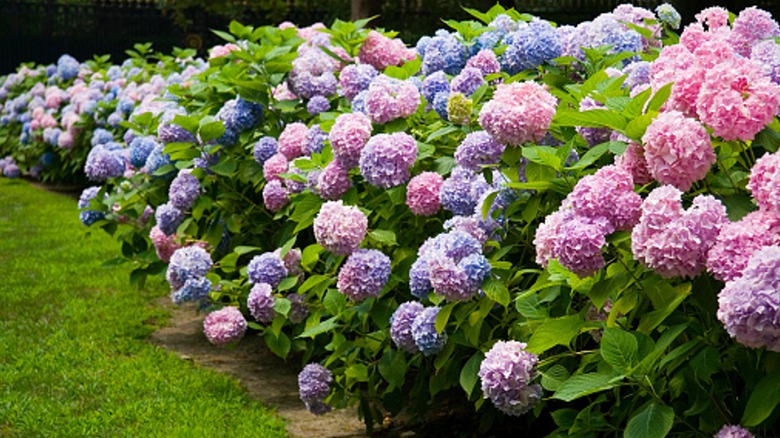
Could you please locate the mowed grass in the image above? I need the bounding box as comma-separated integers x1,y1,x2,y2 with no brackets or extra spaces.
0,179,287,437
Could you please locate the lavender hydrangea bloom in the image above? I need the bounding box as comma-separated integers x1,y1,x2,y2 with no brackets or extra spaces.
247,283,275,323
287,293,309,324
455,131,504,171
158,121,197,145
145,145,173,177
428,257,473,301
171,276,212,304
713,425,755,438
289,71,338,100
129,136,158,169
390,301,425,353
500,20,562,75
166,246,213,290
411,307,447,356
298,363,333,415
253,136,278,165
359,132,418,188
85,145,124,181
459,253,491,291
247,252,288,288
433,91,450,120
338,63,378,101
91,128,114,146
169,169,200,210
717,245,780,352
337,249,391,301
317,160,352,201
307,95,330,116
57,54,79,80
421,71,450,104
78,186,105,226
351,90,369,114
313,201,368,256
365,75,421,124
155,202,184,236
263,179,290,212
440,166,481,216
451,67,485,96
203,306,247,346
420,30,466,75
478,341,542,416
304,124,327,156
409,258,433,299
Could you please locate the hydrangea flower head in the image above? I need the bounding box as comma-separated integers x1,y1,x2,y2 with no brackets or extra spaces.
313,201,368,256
455,131,504,172
203,306,247,346
614,140,652,185
169,169,200,210
247,252,288,288
338,63,378,102
747,151,780,214
390,301,425,353
411,307,447,356
428,257,473,301
656,4,681,29
440,166,485,216
306,95,330,116
446,92,473,125
730,7,780,57
263,153,289,182
419,30,466,75
278,122,309,160
155,202,184,236
253,136,278,165
287,293,309,324
329,112,372,169
466,49,501,78
500,19,561,75
717,245,780,352
85,145,124,181
358,30,416,70
479,81,556,146
451,67,485,96
298,363,332,415
337,249,391,301
479,341,542,416
129,136,159,169
263,179,290,212
750,40,780,84
707,211,780,282
642,110,715,191
166,245,213,290
713,425,755,438
359,132,417,188
150,225,181,263
421,71,449,104
406,171,443,216
317,159,352,201
568,164,642,231
366,75,420,124
171,277,212,304
247,283,275,323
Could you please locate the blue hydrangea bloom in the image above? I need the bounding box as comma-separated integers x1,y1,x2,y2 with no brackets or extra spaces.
84,145,124,181
433,91,450,120
171,276,212,304
166,246,213,290
421,30,467,75
129,136,159,169
155,202,184,236
78,186,105,226
411,307,448,356
145,145,173,176
500,19,562,75
253,136,278,165
117,98,135,115
440,166,482,216
91,128,114,147
305,124,327,155
459,253,491,291
351,90,369,114
409,257,433,299
298,363,332,415
216,96,264,142
247,252,288,288
57,54,79,80
169,169,200,210
421,71,450,103
390,301,425,353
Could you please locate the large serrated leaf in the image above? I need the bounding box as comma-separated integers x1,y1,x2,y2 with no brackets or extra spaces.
624,402,674,438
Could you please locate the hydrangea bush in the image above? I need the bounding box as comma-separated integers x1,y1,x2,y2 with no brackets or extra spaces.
5,3,780,436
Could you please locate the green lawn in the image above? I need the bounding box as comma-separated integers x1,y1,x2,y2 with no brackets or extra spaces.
0,179,287,437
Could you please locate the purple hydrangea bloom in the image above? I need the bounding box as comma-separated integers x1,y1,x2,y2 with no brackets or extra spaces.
171,276,212,304
338,63,378,101
307,95,330,116
500,20,562,75
290,70,338,101
313,201,368,256
287,293,309,324
317,160,352,201
411,307,447,356
713,425,755,438
351,90,369,114
451,67,485,96
274,247,302,277
359,132,418,188
478,340,542,416
623,61,651,91
337,249,391,301
166,246,213,290
421,71,450,104
298,363,333,415
409,258,433,299
91,128,114,147
454,131,505,171
78,186,105,226
129,136,159,169
440,166,482,216
203,306,247,346
169,169,200,210
263,179,290,212
155,202,184,236
305,124,327,155
247,283,275,323
253,136,278,165
3,163,19,178
85,145,124,181
158,121,197,145
717,245,780,352
751,40,780,85
390,301,425,353
555,215,611,278
216,96,263,134
247,252,288,288
428,257,473,301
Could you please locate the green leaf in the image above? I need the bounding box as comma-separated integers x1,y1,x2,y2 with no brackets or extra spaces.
742,369,780,426
279,235,297,258
624,402,674,438
345,363,369,383
171,114,199,134
523,146,562,170
301,244,322,271
198,120,226,143
273,297,291,317
435,302,456,334
460,351,484,398
298,274,332,294
323,289,347,315
541,364,570,391
601,328,639,373
297,316,339,338
379,349,408,389
482,277,510,307
209,159,237,176
263,330,291,358
646,82,672,113
277,276,298,292
565,141,613,170
526,315,585,354
554,108,628,131
234,245,261,255
624,113,656,141
368,229,397,246
553,372,620,402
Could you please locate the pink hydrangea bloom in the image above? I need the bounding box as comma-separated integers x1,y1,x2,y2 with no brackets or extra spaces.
696,57,780,141
465,49,501,78
278,122,309,160
406,171,444,216
203,306,247,346
478,341,541,416
478,81,556,146
263,180,290,212
695,7,730,30
748,151,780,215
730,7,780,57
150,225,181,263
263,153,288,182
534,207,573,268
272,82,297,101
642,110,715,191
632,186,727,278
208,43,239,59
707,211,780,282
365,75,420,124
317,159,352,200
568,165,642,231
313,200,368,256
555,215,611,278
650,44,702,116
614,140,652,185
717,245,780,352
358,30,416,71
329,112,373,168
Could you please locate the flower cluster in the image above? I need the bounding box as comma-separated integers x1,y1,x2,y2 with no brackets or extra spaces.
329,112,373,168
247,283,276,323
389,301,425,353
316,160,352,200
155,202,184,236
365,75,420,124
717,245,780,352
338,64,378,102
247,252,288,288
409,306,447,356
313,201,368,256
149,225,181,263
169,169,200,210
707,211,780,282
358,31,416,71
478,81,556,146
406,171,443,216
632,185,727,278
478,341,542,416
77,186,105,226
203,306,247,346
747,150,780,214
359,132,417,188
298,363,333,415
337,249,391,301
713,425,755,438
500,19,562,75
166,246,213,303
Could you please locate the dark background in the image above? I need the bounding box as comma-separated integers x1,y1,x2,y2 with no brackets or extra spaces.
1,0,779,74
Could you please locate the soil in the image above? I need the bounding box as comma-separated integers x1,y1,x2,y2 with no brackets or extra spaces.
148,300,368,438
